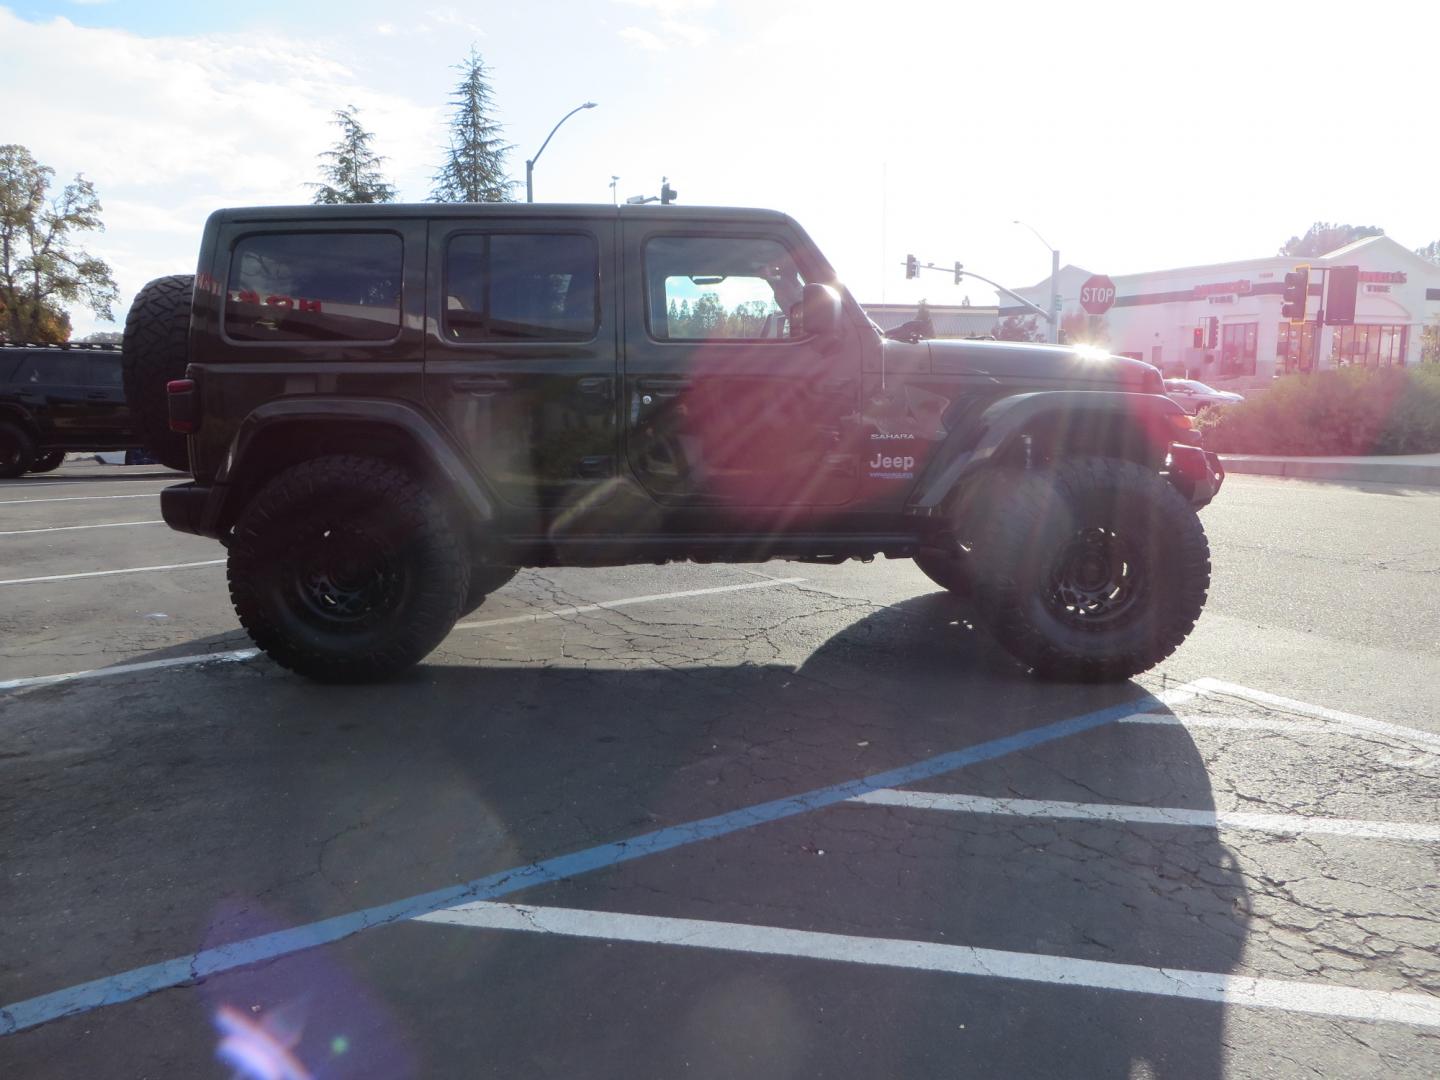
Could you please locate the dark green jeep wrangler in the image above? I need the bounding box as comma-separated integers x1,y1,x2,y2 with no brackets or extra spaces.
125,203,1222,682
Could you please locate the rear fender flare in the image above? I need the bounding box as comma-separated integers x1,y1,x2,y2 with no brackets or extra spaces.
212,397,496,531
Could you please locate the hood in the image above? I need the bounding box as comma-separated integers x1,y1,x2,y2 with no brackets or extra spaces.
920,338,1163,393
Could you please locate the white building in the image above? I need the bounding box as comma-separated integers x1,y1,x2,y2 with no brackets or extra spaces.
1002,235,1440,385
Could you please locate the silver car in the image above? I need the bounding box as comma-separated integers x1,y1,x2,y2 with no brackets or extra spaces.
1164,379,1245,415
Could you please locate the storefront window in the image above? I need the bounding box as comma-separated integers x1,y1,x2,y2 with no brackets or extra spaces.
1331,324,1408,368
1220,322,1257,376
1277,321,1319,373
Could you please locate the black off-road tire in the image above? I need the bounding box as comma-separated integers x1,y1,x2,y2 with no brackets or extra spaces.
966,457,1210,683
460,564,519,617
227,455,469,682
0,423,36,479
27,450,66,474
914,550,972,598
122,273,195,472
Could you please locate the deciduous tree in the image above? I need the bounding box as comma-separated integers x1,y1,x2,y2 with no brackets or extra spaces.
0,144,117,343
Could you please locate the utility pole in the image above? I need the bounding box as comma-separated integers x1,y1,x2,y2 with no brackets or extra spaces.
1015,221,1061,345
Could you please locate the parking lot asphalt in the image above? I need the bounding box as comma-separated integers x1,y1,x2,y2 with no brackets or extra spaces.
1,463,1437,1078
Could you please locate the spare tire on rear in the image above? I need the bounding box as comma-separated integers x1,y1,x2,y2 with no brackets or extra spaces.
122,274,195,472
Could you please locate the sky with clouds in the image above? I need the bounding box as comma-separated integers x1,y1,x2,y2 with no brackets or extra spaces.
3,0,1434,336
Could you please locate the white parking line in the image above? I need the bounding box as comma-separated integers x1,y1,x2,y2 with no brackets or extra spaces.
0,519,165,537
1185,679,1440,753
0,559,225,587
417,901,1440,1029
454,576,806,630
0,492,160,506
0,575,806,691
850,789,1440,843
0,649,260,692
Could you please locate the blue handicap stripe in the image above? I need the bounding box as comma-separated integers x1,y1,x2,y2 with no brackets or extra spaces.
0,694,1152,1036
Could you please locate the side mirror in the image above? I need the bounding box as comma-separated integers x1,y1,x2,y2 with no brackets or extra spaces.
800,283,842,338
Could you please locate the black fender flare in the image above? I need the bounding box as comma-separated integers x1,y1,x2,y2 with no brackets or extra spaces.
908,391,1189,512
201,397,496,534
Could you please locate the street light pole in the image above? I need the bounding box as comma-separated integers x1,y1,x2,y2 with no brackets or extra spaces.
1014,220,1061,345
525,101,597,204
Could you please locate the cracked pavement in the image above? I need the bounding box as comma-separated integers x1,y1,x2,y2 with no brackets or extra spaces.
0,467,1437,1078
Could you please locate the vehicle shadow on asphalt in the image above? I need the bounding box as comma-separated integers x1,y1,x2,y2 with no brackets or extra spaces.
2,594,1247,1079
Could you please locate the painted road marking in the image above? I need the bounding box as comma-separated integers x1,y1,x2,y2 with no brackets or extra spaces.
0,559,225,587
851,789,1440,844
0,695,1160,1034
0,492,160,506
0,519,166,537
1184,679,1440,753
0,478,175,490
0,576,810,692
417,901,1440,1030
1121,712,1440,757
0,649,260,693
454,576,808,630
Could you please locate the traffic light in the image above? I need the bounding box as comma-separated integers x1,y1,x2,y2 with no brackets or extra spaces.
1281,265,1310,324
1192,327,1204,348
954,262,964,284
1325,265,1359,325
660,178,677,205
905,254,919,280
1205,316,1219,349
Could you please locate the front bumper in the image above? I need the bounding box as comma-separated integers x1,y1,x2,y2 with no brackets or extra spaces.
160,481,222,538
1166,444,1224,508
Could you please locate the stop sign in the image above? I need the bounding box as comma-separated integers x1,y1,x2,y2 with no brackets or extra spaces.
1079,274,1117,315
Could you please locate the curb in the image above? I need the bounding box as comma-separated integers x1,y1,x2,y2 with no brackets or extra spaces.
1220,457,1440,487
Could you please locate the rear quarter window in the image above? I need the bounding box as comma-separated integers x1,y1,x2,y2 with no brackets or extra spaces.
224,232,403,343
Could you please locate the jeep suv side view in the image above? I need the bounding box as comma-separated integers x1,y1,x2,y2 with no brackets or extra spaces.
127,203,1223,683
0,343,139,477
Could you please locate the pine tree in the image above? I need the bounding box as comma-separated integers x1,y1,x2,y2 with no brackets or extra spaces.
311,106,397,205
431,49,513,203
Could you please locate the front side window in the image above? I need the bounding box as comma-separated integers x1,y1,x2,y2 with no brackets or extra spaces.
645,236,807,342
225,232,402,342
444,233,598,342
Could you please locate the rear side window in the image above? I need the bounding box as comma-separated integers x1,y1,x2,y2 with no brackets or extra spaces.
444,233,598,342
225,232,402,342
83,356,123,387
13,354,89,385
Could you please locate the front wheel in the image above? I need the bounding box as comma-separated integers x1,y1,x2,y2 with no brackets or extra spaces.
228,455,468,682
965,458,1210,682
913,550,971,598
0,423,35,479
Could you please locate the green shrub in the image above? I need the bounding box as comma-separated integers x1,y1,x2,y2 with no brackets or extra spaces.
1198,367,1440,455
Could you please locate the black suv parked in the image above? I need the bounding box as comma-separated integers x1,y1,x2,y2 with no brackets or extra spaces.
127,203,1223,683
0,342,138,477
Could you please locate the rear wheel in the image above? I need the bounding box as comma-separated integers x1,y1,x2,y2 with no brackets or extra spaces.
122,273,195,472
228,455,468,682
27,450,66,474
0,423,35,479
965,457,1210,682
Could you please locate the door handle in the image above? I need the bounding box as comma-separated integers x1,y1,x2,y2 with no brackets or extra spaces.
453,375,512,394
637,377,692,393
577,376,613,397
86,392,109,400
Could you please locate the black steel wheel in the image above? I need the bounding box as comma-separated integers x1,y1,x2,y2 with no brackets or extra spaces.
965,457,1210,682
228,455,468,682
0,423,35,479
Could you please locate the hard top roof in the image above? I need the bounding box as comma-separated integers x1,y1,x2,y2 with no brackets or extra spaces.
216,203,794,224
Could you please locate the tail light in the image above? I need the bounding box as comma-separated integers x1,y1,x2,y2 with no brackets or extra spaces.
167,378,198,434
1165,411,1196,439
